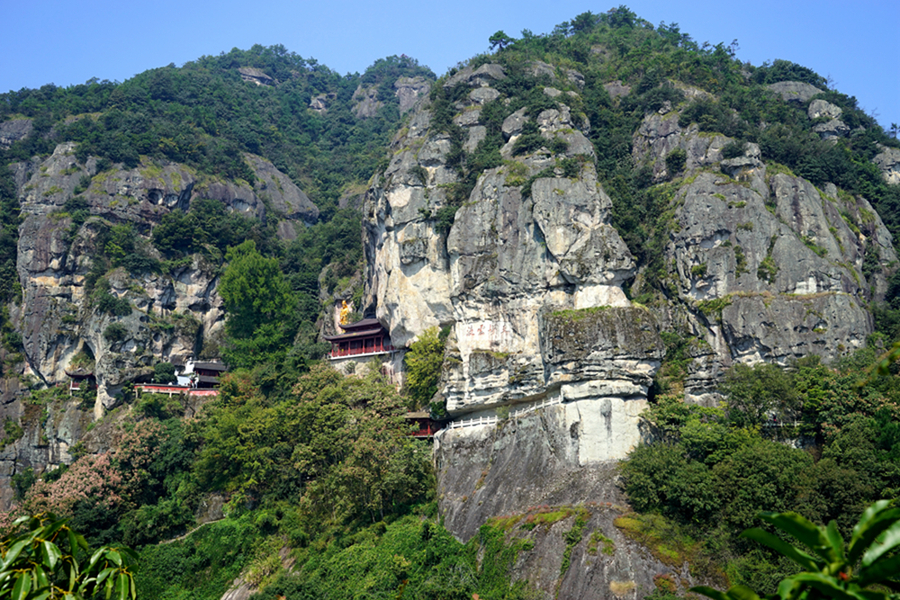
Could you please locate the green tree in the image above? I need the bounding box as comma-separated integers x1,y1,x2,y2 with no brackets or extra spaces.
218,240,296,368
404,327,446,409
152,362,176,384
0,513,138,600
489,31,514,51
721,363,800,428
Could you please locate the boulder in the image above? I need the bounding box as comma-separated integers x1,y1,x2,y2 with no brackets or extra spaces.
766,81,823,102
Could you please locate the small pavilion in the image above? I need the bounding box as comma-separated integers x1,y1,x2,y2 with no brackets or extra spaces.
324,317,394,360
66,368,95,396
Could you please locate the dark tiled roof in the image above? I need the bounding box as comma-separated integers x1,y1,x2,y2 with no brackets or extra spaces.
323,327,386,342
193,362,226,372
339,318,383,332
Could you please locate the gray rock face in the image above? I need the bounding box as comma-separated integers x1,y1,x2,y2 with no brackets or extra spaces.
632,112,737,181
308,92,336,113
444,63,506,88
15,144,318,226
242,154,318,221
237,67,274,86
603,81,631,100
0,118,33,149
362,58,895,596
352,84,383,118
435,412,714,598
813,118,850,139
393,76,431,114
808,99,842,120
874,146,900,185
632,110,895,398
766,81,823,102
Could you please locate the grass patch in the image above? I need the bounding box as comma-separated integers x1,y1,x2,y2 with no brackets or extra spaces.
696,295,733,317
613,512,725,584
587,530,616,556
559,507,591,576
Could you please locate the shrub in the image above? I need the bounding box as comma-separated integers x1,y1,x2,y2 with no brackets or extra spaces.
665,148,687,176
721,139,747,159
93,285,132,316
103,323,128,342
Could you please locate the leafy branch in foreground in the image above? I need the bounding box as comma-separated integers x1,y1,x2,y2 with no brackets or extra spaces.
0,512,138,599
692,500,900,600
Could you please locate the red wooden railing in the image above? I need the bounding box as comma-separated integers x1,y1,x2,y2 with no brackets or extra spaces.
329,341,395,359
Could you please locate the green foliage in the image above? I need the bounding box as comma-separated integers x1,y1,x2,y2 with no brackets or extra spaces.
103,323,129,342
219,240,296,368
94,288,132,316
231,509,533,600
0,513,138,600
624,348,900,594
0,166,20,304
697,296,733,317
653,331,694,395
1,48,434,212
489,30,514,51
721,139,748,159
692,500,900,600
152,198,257,259
587,529,616,556
0,417,24,452
751,59,827,87
758,237,779,284
560,507,591,576
721,363,800,428
152,362,176,384
136,513,259,600
404,327,446,408
194,365,432,522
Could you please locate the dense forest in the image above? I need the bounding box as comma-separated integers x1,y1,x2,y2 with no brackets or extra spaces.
0,6,898,600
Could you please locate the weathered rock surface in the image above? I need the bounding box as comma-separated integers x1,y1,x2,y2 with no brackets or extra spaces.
766,81,823,102
365,64,659,428
308,92,336,113
0,118,33,149
435,412,714,599
364,68,666,596
813,118,850,139
238,67,274,86
393,76,431,114
352,84,383,118
808,99,842,120
15,143,318,225
875,146,900,185
632,105,895,399
359,58,900,596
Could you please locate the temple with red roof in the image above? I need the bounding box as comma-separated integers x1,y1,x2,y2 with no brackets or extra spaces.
323,315,404,386
323,317,395,360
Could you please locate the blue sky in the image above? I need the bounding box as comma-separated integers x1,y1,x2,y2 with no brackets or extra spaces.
3,0,898,129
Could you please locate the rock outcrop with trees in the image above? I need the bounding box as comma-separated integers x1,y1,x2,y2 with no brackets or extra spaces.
0,8,897,600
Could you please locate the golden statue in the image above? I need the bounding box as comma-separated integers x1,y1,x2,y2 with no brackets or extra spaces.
339,300,352,326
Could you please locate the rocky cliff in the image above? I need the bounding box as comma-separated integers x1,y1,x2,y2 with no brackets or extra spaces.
361,55,897,595
364,62,662,456
631,105,895,401
0,144,318,509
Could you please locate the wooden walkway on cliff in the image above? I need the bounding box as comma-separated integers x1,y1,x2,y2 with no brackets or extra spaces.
446,395,563,431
